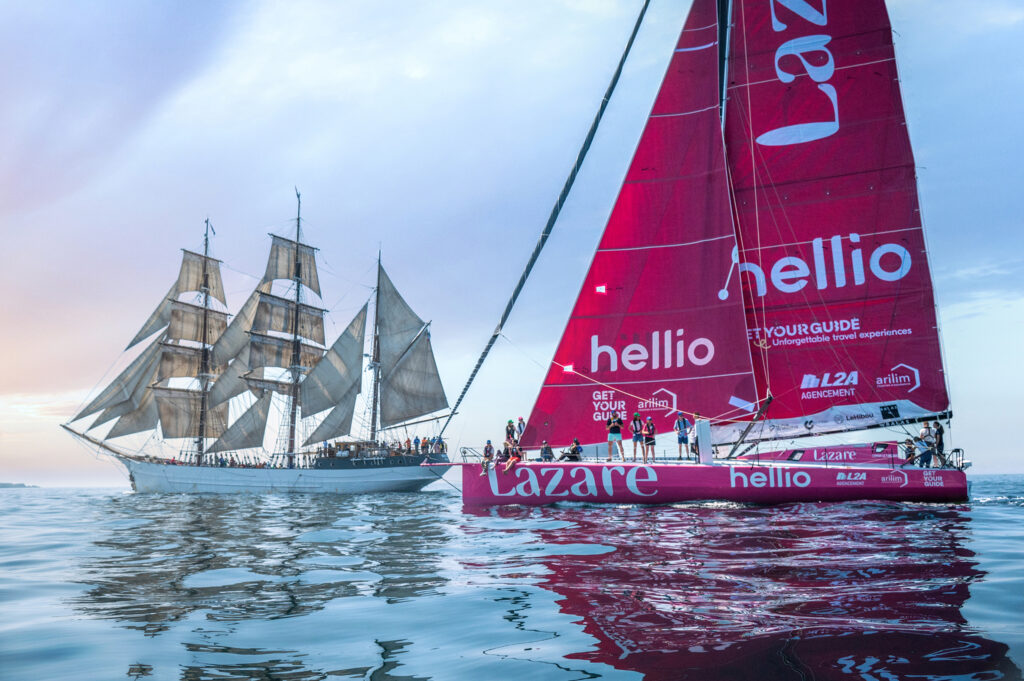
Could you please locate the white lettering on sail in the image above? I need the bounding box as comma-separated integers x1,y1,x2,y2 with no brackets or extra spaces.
770,0,827,31
591,331,715,373
757,3,838,147
720,234,911,299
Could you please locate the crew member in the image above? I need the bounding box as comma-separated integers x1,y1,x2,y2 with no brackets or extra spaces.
606,410,625,462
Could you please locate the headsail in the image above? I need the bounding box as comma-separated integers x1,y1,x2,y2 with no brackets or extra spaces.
379,328,448,428
717,0,949,442
300,304,367,416
521,0,757,448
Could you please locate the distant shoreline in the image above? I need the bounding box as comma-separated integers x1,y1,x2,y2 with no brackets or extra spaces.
0,482,38,488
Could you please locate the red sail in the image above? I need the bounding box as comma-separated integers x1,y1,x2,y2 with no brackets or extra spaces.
720,0,950,440
522,0,757,448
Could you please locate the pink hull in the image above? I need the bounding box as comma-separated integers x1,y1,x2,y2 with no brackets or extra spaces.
458,461,967,506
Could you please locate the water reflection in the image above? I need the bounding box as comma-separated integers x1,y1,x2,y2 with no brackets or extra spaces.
468,501,1022,680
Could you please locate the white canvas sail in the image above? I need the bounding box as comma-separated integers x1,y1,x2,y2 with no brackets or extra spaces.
75,338,162,421
152,386,228,439
300,305,366,416
260,235,321,295
208,346,253,407
105,390,159,439
303,383,359,445
208,392,273,453
379,329,448,428
248,333,323,371
376,265,425,375
167,301,228,345
252,292,326,345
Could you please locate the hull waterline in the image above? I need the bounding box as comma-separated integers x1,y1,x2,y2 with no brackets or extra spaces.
457,461,967,506
118,456,451,494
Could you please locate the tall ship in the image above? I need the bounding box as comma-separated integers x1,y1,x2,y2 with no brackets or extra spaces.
65,196,452,494
447,0,968,504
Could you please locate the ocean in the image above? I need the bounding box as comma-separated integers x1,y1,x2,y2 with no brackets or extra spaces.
1,475,1022,680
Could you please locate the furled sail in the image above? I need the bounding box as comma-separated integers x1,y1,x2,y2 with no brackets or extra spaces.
152,386,229,439
717,0,950,442
252,292,326,345
207,392,273,453
379,329,448,428
300,305,367,416
303,383,359,445
520,0,758,448
376,265,426,375
126,250,226,349
74,338,163,421
248,333,324,372
260,235,321,295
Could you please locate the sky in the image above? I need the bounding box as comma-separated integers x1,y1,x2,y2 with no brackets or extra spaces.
0,0,1021,486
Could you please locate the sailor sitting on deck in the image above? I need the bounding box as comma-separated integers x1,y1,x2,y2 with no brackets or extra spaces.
503,443,522,474
481,440,494,476
539,441,554,462
559,438,583,461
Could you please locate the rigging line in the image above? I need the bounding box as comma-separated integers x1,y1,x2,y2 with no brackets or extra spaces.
440,0,652,436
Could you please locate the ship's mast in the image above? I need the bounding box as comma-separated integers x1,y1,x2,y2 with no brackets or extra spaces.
196,218,213,465
368,252,382,443
287,190,303,467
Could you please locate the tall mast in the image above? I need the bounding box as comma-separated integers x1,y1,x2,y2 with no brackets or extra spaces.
369,252,382,443
287,189,302,466
196,218,213,465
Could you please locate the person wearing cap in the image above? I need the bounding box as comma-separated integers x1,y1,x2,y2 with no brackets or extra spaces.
629,412,644,461
539,440,554,462
673,411,692,460
481,440,495,476
559,437,582,461
505,420,516,443
504,443,522,474
606,410,625,462
517,416,526,438
642,416,657,464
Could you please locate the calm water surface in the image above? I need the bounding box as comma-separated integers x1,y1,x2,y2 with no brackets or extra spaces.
2,475,1023,680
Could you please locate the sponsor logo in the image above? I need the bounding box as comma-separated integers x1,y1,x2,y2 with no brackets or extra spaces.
812,449,856,462
836,471,867,486
723,236,912,301
730,467,811,489
923,470,944,487
880,470,909,487
880,404,901,420
591,330,714,373
637,387,677,417
877,363,920,393
487,465,658,499
801,371,859,389
591,390,627,422
804,420,815,431
757,0,838,148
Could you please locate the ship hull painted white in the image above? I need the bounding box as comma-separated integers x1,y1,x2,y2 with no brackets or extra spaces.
118,457,449,494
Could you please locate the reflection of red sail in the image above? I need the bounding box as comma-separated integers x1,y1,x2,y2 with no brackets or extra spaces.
500,504,1019,680
521,0,756,448
722,0,949,437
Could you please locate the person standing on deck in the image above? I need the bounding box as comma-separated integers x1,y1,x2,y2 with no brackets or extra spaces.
629,412,644,461
505,420,516,444
919,422,936,449
516,417,526,439
933,421,946,464
606,410,625,462
673,412,691,460
642,416,657,464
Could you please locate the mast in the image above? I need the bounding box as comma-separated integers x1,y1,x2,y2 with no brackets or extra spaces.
196,218,213,465
287,189,302,466
369,253,382,443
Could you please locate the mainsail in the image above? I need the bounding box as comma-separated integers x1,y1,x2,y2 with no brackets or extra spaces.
369,264,448,435
521,0,757,448
717,0,950,441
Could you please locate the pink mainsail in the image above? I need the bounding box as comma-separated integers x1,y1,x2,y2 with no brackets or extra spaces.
521,0,757,448
719,0,950,440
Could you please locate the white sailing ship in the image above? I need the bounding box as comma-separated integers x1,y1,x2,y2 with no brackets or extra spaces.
65,196,452,494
